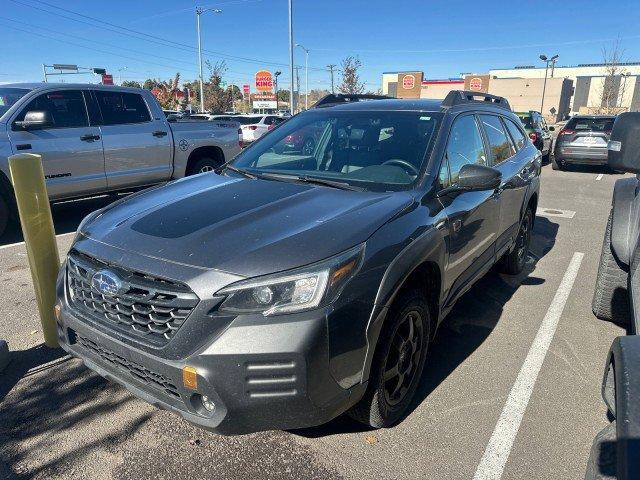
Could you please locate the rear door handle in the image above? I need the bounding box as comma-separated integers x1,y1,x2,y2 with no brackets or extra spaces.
80,134,100,142
152,130,168,137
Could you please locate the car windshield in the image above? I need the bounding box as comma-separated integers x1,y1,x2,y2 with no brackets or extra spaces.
565,117,615,132
0,88,31,118
232,110,441,191
517,114,534,128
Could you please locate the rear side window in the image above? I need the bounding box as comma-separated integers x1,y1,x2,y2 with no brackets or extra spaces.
504,118,527,151
441,115,487,187
565,117,615,132
479,115,515,165
517,114,533,129
14,90,88,129
94,91,151,125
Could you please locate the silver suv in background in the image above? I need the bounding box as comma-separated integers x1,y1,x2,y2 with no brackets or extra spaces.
552,115,615,170
0,83,242,236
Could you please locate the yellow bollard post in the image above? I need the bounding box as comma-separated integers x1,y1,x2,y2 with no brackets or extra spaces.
8,153,60,348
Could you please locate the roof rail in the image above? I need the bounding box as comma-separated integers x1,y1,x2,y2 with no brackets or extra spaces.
441,90,511,111
313,93,391,108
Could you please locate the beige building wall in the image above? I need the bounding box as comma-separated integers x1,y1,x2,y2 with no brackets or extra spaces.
488,77,573,122
420,81,464,99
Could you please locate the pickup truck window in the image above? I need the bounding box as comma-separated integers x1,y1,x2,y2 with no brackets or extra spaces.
13,90,89,129
94,91,151,125
479,114,515,165
441,115,486,187
0,88,30,118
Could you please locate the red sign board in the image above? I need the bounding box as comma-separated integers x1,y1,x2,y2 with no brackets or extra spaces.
402,74,415,90
242,84,250,96
255,70,273,92
469,77,483,91
101,74,113,85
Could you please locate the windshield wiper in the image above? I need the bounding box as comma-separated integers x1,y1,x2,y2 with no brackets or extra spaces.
223,164,258,179
256,172,363,191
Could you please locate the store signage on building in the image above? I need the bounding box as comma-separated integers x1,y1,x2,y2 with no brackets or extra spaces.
396,71,423,98
469,77,483,91
464,74,490,93
251,92,277,110
243,84,250,96
255,71,273,92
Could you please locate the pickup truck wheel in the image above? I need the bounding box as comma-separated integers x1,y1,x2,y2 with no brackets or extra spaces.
348,289,430,428
498,207,533,275
592,211,630,325
0,194,10,238
188,156,221,175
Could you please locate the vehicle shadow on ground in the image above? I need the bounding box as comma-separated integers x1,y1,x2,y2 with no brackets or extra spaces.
295,215,559,438
0,193,126,247
0,344,152,478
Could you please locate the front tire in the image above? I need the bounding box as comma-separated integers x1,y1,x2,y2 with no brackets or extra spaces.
0,194,11,238
592,211,630,325
551,156,564,170
348,289,430,428
187,156,221,175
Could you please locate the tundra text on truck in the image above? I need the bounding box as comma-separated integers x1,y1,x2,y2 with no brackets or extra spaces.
55,92,541,434
0,83,242,236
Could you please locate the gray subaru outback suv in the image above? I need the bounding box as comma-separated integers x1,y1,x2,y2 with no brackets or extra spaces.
56,92,540,434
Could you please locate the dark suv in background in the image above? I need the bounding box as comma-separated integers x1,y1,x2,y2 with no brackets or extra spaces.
55,91,540,434
552,115,615,170
516,110,554,161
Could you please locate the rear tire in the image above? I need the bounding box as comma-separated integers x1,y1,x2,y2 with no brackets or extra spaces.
0,194,9,238
187,156,222,176
551,156,563,170
348,289,430,428
498,207,533,275
592,211,630,325
584,421,617,480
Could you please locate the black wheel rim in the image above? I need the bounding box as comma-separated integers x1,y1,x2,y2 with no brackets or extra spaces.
302,139,315,154
199,164,215,173
383,310,423,407
516,212,532,264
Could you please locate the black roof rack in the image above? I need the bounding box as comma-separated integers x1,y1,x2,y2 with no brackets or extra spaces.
313,93,391,108
441,90,511,111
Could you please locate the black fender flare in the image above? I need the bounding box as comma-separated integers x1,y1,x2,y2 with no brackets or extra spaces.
0,169,17,219
602,335,640,480
611,177,637,266
360,226,446,383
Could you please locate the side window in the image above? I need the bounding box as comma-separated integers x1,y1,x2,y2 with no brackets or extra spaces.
479,114,514,165
441,115,487,187
94,91,151,125
14,90,88,129
504,118,527,151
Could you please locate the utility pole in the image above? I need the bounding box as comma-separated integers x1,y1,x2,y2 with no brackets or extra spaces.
296,44,309,109
288,0,295,114
295,66,302,112
274,71,281,112
327,64,336,93
196,7,222,113
539,54,558,115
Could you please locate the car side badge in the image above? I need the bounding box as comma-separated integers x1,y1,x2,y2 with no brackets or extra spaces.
608,140,622,152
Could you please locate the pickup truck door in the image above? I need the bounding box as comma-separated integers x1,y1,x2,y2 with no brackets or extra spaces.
7,89,106,200
91,90,172,190
479,114,533,258
438,114,500,304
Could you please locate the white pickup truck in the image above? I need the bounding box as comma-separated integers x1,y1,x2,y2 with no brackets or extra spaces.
0,83,242,236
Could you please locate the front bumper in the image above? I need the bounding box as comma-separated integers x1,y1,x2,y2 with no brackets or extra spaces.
56,267,358,435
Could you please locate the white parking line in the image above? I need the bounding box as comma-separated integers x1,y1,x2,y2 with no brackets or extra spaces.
0,231,75,251
473,252,584,480
596,173,604,181
537,208,576,219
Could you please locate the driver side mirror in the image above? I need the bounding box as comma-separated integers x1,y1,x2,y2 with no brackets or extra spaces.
438,164,502,197
14,110,53,130
608,112,640,173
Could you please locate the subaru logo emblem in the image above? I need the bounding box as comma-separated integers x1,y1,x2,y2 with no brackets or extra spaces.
91,270,122,297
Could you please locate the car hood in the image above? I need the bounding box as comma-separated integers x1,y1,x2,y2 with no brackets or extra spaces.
81,173,414,278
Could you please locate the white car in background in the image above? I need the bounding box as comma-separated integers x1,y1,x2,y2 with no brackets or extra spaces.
228,114,284,143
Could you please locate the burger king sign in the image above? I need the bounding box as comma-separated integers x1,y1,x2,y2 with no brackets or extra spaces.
255,70,274,92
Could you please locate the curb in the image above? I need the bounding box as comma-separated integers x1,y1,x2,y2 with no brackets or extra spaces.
0,340,10,373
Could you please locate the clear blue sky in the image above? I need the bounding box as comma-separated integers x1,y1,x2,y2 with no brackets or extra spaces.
2,0,640,92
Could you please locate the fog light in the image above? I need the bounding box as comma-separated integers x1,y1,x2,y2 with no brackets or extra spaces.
201,395,215,412
182,366,198,390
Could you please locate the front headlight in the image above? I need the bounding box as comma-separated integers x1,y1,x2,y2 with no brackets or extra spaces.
216,244,364,316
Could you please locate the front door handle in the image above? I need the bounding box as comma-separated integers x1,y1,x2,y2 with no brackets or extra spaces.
80,134,100,142
152,130,168,138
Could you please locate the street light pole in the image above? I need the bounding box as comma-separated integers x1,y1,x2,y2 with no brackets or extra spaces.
196,7,222,113
539,54,558,115
274,71,281,111
288,0,295,114
296,44,309,109
327,64,336,93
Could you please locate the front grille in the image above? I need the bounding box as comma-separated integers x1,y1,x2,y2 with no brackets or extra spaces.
76,333,180,398
66,250,199,345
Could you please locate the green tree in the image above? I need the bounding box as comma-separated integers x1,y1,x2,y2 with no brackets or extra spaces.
121,80,142,88
143,79,158,90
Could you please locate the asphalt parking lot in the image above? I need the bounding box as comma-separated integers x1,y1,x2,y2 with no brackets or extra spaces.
0,163,627,480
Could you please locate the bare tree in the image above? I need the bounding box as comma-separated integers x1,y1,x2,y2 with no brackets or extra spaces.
597,39,629,114
338,56,365,95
